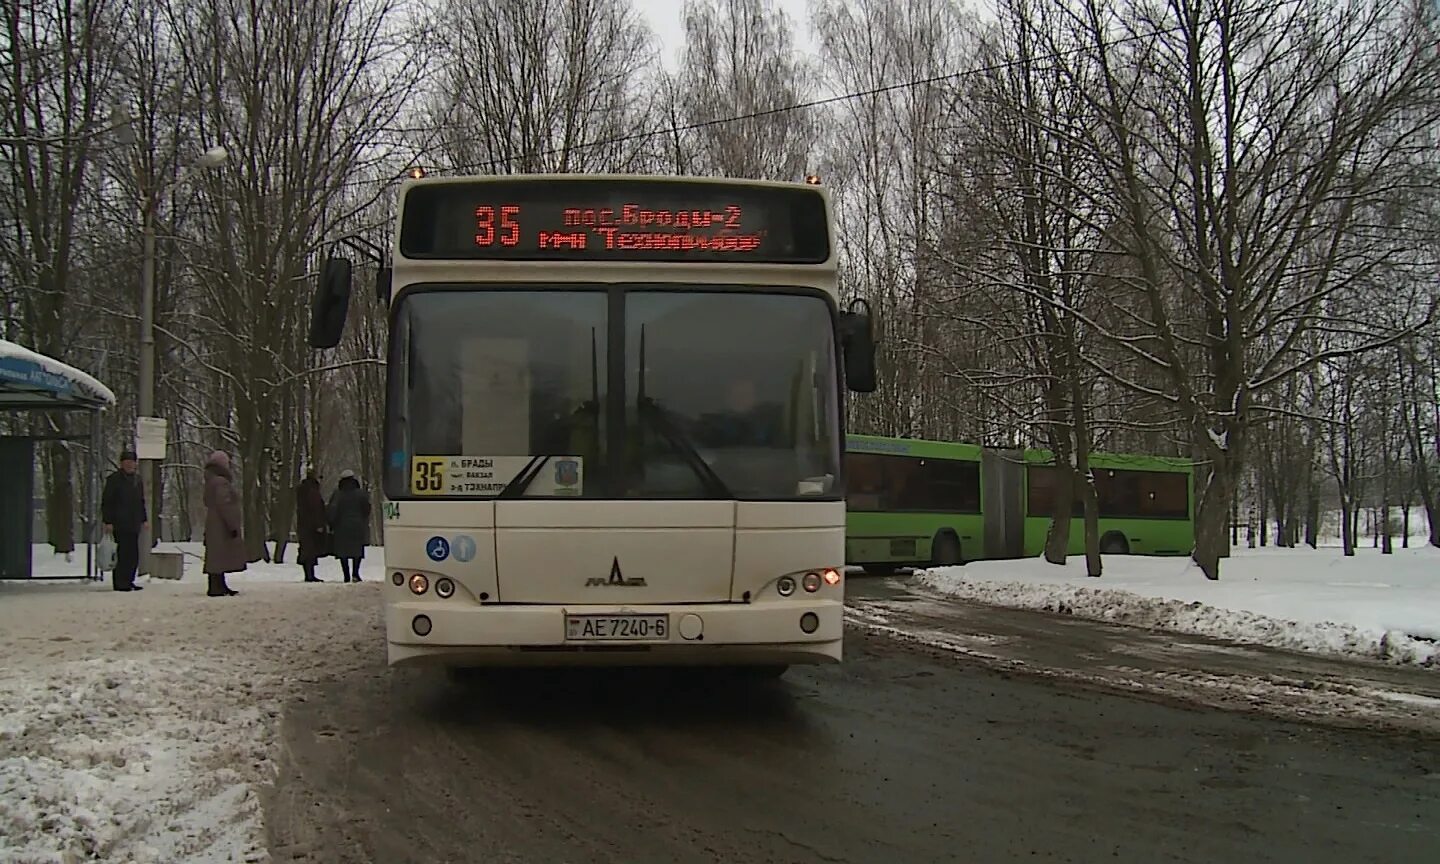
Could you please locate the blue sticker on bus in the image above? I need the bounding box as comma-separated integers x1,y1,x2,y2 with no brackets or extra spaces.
389,450,408,469
426,536,450,562
452,535,477,562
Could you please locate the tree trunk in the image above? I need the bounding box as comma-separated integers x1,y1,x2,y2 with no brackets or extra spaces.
1231,494,1240,547
1338,480,1355,556
1381,448,1393,555
1044,465,1074,565
1193,456,1235,580
1079,462,1101,578
1304,492,1319,549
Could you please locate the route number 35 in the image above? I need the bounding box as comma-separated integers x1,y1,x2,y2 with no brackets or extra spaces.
411,457,447,494
475,205,520,248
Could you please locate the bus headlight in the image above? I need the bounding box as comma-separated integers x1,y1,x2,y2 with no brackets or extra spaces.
409,573,429,595
777,576,797,596
435,577,455,598
802,572,822,592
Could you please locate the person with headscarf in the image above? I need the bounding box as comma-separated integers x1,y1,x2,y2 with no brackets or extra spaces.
327,469,371,582
294,468,328,582
202,449,246,596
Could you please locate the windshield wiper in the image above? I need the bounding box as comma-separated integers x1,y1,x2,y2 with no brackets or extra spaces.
636,396,733,499
497,455,549,499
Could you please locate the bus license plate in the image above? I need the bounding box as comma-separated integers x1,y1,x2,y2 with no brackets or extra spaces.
566,614,669,641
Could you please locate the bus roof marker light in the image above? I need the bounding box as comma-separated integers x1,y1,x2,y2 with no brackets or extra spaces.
804,174,821,185
407,166,425,179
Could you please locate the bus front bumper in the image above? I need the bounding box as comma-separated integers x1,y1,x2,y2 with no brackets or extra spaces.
384,600,844,668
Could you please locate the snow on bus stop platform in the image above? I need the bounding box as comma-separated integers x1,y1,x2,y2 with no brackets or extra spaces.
0,554,383,862
919,544,1440,668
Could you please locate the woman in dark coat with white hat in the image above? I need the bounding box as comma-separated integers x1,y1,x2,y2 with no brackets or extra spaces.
202,449,246,596
327,470,371,583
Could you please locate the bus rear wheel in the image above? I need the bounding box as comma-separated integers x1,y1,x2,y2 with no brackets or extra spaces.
931,534,962,567
1100,533,1130,555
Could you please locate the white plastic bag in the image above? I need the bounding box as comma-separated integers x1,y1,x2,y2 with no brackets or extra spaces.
97,533,117,572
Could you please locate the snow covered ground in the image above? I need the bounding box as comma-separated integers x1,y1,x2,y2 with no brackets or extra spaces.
919,544,1440,668
0,548,383,864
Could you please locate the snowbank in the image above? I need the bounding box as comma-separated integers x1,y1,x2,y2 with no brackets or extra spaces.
0,655,269,864
919,545,1440,668
0,566,383,863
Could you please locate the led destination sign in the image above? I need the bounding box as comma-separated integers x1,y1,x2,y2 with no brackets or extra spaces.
399,178,830,263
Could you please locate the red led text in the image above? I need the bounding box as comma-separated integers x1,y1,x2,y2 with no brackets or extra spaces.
539,231,588,250
563,204,743,231
593,228,763,252
475,205,521,247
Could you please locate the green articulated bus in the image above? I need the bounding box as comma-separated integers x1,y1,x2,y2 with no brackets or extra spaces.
843,434,1195,573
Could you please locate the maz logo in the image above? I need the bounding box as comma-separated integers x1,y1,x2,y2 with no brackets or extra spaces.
586,556,647,587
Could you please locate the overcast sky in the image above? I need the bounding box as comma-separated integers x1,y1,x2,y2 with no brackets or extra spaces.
630,0,820,71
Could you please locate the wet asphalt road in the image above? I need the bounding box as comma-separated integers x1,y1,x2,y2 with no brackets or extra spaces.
263,594,1440,864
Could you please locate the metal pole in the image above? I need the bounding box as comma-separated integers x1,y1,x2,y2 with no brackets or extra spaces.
138,201,156,574
87,408,98,581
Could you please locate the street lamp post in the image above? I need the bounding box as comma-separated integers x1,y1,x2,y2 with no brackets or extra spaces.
136,145,228,571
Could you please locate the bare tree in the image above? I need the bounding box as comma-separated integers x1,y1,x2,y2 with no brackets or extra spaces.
165,0,419,559
813,0,978,440
946,0,1115,572
428,0,659,174
1061,0,1440,578
667,0,818,180
0,0,125,552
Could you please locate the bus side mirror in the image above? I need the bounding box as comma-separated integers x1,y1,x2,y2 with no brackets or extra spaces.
840,300,877,393
309,256,352,349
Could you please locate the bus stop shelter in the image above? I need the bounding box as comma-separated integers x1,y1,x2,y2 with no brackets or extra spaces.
0,338,115,581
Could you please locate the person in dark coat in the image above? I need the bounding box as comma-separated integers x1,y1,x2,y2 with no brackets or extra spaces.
202,449,247,596
327,470,371,583
101,448,148,592
295,469,328,583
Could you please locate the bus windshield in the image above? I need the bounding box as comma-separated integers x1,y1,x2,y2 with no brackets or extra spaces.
385,286,841,501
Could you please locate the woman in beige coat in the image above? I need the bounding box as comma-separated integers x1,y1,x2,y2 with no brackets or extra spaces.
203,449,246,596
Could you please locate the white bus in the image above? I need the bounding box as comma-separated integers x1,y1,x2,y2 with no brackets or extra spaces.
310,173,876,675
